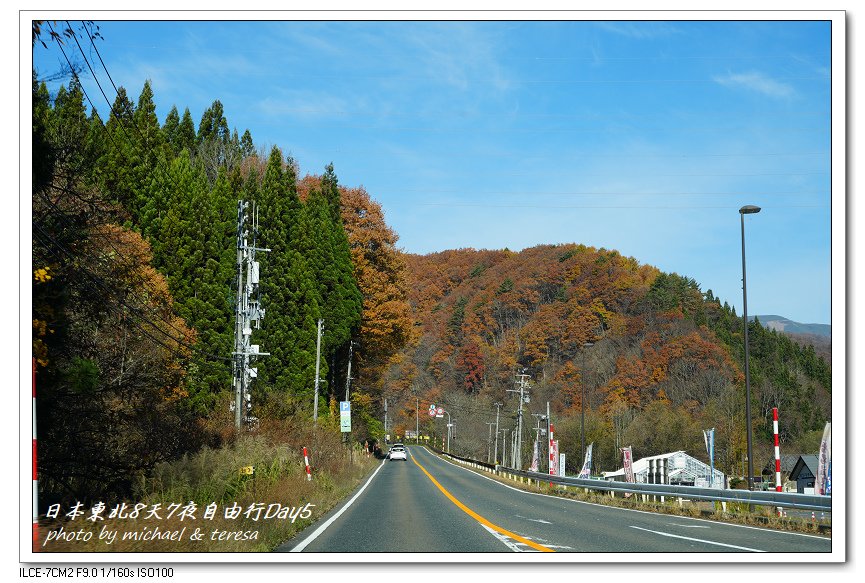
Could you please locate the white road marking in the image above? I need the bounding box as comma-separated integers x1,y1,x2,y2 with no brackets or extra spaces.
665,523,710,528
516,515,552,524
629,525,766,552
289,460,387,552
427,448,829,541
480,524,538,552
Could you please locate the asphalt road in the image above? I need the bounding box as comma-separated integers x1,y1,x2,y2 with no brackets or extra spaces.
276,445,832,554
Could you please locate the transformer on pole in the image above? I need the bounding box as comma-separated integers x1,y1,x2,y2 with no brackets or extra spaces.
232,200,270,430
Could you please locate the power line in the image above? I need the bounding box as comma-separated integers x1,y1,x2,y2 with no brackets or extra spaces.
45,22,235,364
392,189,826,197
32,227,231,376
278,123,828,135
33,219,231,365
411,203,827,210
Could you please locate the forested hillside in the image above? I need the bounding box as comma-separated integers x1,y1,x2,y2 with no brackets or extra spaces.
32,73,410,505
31,43,831,505
386,246,831,478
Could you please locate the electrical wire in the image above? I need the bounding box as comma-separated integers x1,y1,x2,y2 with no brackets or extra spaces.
33,219,232,365
44,22,234,364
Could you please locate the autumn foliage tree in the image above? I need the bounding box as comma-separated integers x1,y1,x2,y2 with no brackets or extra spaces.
394,243,831,477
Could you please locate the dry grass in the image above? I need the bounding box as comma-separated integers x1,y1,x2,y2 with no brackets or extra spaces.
36,421,378,553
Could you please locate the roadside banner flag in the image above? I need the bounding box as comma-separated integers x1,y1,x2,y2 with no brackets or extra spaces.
622,446,635,484
827,460,832,495
703,428,715,486
815,422,831,495
578,443,593,478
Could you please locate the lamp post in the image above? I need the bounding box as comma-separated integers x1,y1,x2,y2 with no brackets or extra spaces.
580,342,594,465
740,204,761,492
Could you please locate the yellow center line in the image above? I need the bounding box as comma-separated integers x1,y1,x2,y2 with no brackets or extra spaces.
411,450,555,553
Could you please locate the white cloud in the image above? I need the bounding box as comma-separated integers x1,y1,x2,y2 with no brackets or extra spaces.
713,71,796,99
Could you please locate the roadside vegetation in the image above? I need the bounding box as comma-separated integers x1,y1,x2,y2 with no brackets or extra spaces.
39,421,379,552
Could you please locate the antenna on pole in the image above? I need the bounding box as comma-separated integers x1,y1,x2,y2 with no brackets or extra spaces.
232,200,270,431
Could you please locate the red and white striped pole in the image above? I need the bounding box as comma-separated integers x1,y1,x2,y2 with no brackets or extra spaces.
773,407,782,516
549,423,555,486
33,357,39,551
303,447,312,481
773,408,782,491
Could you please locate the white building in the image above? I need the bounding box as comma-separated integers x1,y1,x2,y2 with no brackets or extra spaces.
602,450,725,489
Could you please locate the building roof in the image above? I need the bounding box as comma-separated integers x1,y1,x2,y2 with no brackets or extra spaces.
789,455,820,480
602,450,724,483
761,453,804,475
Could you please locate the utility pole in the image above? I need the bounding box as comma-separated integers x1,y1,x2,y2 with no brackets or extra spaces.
383,398,388,441
232,200,270,431
507,373,530,469
531,413,546,471
501,428,509,467
343,340,355,402
494,402,502,464
484,422,495,463
416,397,419,445
313,318,324,424
547,401,552,475
341,340,355,443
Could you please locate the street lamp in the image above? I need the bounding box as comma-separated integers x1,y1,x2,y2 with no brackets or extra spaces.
739,204,761,492
580,342,595,465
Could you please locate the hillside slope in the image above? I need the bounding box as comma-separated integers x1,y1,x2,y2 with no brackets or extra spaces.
386,244,831,477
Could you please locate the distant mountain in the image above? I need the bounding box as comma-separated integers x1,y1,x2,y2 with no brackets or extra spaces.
751,315,831,338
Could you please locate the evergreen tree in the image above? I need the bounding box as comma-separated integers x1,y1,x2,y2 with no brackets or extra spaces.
162,105,181,156
240,129,255,158
98,86,136,210
255,147,322,408
130,81,167,224
197,99,229,145
177,107,197,154
298,166,362,395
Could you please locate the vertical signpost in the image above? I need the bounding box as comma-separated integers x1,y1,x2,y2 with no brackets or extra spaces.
340,401,351,433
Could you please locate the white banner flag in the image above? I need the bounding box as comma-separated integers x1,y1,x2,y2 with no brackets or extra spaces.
578,443,594,478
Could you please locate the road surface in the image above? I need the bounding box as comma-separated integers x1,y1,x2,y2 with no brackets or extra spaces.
276,446,831,554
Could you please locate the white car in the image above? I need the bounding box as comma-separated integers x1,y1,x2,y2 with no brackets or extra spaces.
389,446,407,461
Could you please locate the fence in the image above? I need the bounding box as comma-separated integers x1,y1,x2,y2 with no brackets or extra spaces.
437,451,831,513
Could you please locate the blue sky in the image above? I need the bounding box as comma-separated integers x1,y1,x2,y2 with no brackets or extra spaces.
30,17,837,325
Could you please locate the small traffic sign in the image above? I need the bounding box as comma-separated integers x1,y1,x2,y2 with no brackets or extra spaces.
339,401,351,432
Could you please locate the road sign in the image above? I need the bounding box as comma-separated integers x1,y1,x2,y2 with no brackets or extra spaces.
339,401,351,432
428,404,436,416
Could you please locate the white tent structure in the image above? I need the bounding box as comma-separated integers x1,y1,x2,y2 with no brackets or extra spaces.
603,450,725,489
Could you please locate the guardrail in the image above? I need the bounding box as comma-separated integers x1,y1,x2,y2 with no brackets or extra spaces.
492,465,831,512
